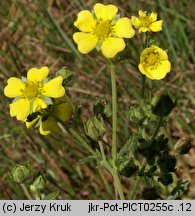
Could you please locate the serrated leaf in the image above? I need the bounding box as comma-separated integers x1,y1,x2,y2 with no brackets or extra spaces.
168,181,189,200
43,191,59,200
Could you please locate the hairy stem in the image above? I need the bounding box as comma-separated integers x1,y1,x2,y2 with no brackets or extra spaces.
21,184,33,200
110,63,117,164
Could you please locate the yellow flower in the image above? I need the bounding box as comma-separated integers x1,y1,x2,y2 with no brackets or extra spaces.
73,3,135,58
131,10,162,33
26,97,72,135
138,45,171,80
4,66,65,121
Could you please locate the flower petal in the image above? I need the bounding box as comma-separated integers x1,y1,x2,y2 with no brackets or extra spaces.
42,76,65,98
10,98,30,121
73,32,98,54
4,77,25,98
94,3,118,20
149,20,163,32
33,98,47,112
25,116,40,128
27,66,49,83
74,10,96,32
139,61,171,80
39,117,60,135
114,17,135,38
149,12,157,22
131,16,140,27
138,10,147,17
101,37,125,58
139,27,150,33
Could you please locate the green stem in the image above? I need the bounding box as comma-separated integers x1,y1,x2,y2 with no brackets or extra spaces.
21,184,33,200
110,63,117,164
111,170,125,200
98,141,106,161
141,74,146,99
129,116,163,199
69,128,99,159
129,159,147,200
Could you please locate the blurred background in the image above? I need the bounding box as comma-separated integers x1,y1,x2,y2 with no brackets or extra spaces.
0,0,195,199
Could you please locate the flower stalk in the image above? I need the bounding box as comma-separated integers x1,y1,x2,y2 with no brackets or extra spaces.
110,63,117,164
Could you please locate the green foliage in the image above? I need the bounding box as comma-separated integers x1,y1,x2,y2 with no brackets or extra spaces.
168,181,189,200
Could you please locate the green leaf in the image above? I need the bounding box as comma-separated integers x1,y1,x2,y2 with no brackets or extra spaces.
79,156,97,164
43,191,59,200
168,181,189,200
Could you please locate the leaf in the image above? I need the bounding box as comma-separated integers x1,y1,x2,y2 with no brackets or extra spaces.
79,156,97,164
118,133,141,158
168,181,189,200
43,191,59,200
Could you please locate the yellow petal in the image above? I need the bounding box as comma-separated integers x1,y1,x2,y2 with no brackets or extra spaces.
131,16,140,27
149,12,157,22
73,32,98,54
114,17,135,38
139,61,171,80
151,45,168,60
101,37,125,58
138,10,147,18
4,77,25,98
10,98,30,121
42,76,65,98
25,116,40,128
33,98,47,112
94,3,118,20
139,27,150,33
39,116,60,135
27,66,49,83
149,20,163,32
74,10,96,32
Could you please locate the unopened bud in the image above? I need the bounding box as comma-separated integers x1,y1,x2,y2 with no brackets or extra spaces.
174,137,192,155
151,90,175,116
85,115,106,141
158,173,173,185
94,98,111,119
30,175,46,193
119,159,138,178
157,152,177,173
11,162,30,183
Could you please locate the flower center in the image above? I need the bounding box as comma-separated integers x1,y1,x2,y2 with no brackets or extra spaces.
140,16,152,27
95,20,112,38
24,82,39,98
144,51,159,66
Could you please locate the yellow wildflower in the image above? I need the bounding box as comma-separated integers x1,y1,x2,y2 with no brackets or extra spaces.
4,66,65,121
26,97,72,135
131,10,162,33
138,45,171,80
73,3,135,58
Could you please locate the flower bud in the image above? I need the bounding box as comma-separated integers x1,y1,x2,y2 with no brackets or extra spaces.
151,90,175,116
126,105,144,124
93,98,111,119
11,162,30,183
157,152,177,173
174,137,192,155
30,175,46,193
142,187,161,200
119,159,139,178
85,115,106,141
158,173,173,185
